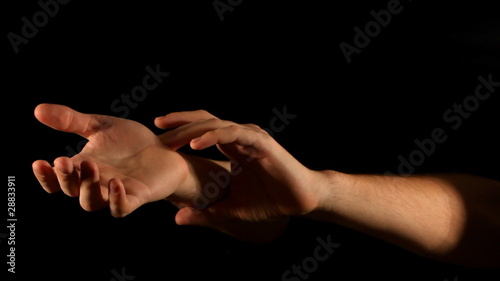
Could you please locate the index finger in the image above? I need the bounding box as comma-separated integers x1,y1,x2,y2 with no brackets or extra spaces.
154,109,218,129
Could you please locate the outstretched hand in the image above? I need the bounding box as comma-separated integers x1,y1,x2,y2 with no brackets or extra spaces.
32,104,189,217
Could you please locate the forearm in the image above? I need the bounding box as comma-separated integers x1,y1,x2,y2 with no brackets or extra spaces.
308,171,500,267
164,149,500,265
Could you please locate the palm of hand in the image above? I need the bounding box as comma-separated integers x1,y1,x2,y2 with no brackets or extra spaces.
33,104,187,214
76,115,187,207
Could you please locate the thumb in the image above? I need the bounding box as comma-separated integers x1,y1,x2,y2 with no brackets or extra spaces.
175,206,291,244
175,207,222,227
34,103,102,138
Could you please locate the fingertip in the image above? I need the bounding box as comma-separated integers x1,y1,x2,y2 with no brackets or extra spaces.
34,103,98,138
175,207,199,225
53,157,73,174
32,161,47,180
154,116,167,129
190,137,200,149
32,160,61,194
174,210,189,225
34,103,69,126
32,159,48,171
190,137,207,150
34,103,50,121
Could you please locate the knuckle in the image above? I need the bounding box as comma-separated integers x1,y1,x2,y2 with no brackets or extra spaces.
244,123,261,130
225,124,242,134
194,117,216,126
195,109,209,115
206,118,233,129
205,117,220,123
195,109,215,118
62,109,75,132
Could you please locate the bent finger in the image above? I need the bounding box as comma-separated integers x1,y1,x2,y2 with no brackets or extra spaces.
159,118,236,150
54,157,80,197
190,125,271,157
108,178,133,218
32,160,61,194
79,161,107,212
175,207,220,227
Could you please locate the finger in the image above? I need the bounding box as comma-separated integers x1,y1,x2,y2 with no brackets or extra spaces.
154,109,218,129
190,125,271,157
79,161,107,212
108,178,132,218
32,160,61,194
34,103,102,139
54,157,80,197
175,207,219,227
176,206,288,243
159,118,235,150
181,196,249,223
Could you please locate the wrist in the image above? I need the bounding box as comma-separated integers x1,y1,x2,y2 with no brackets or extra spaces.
166,152,230,208
310,169,347,214
165,155,198,207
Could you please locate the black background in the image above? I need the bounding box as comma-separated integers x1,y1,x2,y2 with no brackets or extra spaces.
3,0,500,280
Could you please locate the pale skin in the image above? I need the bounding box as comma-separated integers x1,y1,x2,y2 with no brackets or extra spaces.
32,104,500,268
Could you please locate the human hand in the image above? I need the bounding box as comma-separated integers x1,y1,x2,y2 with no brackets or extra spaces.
32,104,190,217
155,110,324,227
